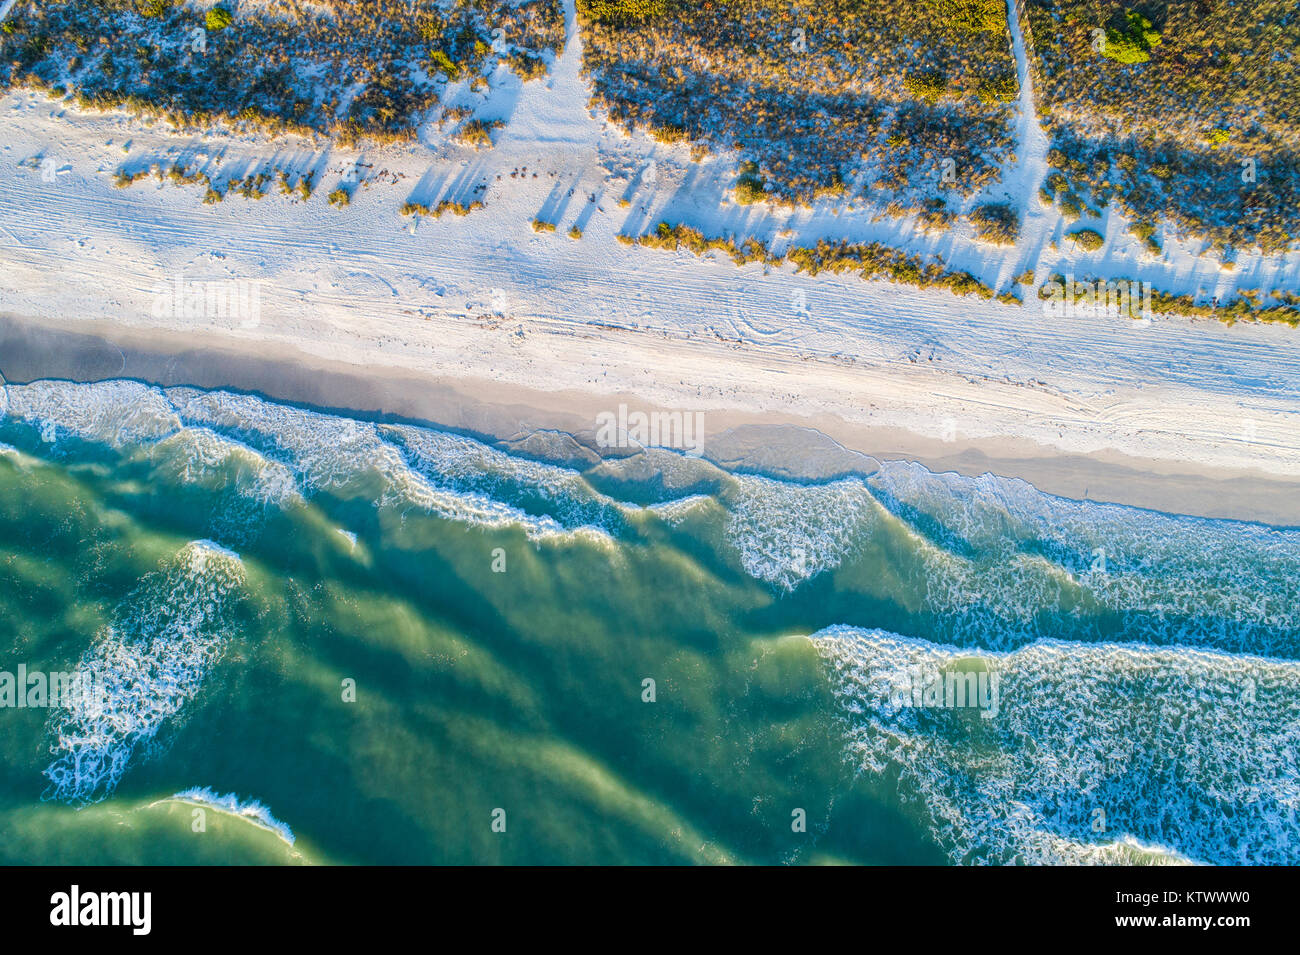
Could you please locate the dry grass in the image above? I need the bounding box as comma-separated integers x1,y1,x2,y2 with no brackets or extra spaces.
969,202,1020,245
627,221,996,298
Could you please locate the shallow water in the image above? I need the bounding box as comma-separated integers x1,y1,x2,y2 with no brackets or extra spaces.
0,378,1295,864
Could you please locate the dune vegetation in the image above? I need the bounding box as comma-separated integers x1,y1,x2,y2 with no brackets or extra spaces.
1024,0,1299,254
577,0,1021,213
624,221,996,299
0,0,565,143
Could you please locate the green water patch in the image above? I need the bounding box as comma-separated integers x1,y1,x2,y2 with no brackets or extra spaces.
0,435,933,863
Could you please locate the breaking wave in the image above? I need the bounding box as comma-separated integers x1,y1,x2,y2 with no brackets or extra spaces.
813,626,1300,866
43,541,246,805
867,461,1300,654
169,787,296,846
722,474,878,592
5,379,181,447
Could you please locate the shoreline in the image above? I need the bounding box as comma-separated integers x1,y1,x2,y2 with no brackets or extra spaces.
3,70,1300,535
4,313,1298,526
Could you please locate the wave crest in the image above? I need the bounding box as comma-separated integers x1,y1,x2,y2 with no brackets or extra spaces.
43,541,246,805
813,625,1300,866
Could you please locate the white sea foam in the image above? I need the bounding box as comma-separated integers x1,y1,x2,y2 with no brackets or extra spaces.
164,387,591,540
153,427,303,508
9,379,1296,635
43,541,246,805
381,422,624,532
169,787,295,846
724,474,878,591
1,381,300,512
1,379,704,541
868,461,1300,653
5,379,181,447
1032,833,1194,866
813,625,1300,865
645,493,714,526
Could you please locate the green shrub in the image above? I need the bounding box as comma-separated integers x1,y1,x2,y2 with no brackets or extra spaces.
814,170,846,199
649,123,688,145
457,119,496,148
977,73,1018,104
576,0,668,26
431,199,484,217
531,219,556,232
925,0,1006,34
205,7,233,31
1069,228,1105,251
328,188,350,208
1101,10,1161,65
734,165,767,205
507,53,548,82
969,203,1019,245
429,50,461,80
904,71,947,104
1127,220,1156,241
415,13,443,45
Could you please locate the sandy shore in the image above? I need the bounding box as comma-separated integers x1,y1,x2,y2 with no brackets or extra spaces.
4,312,1298,525
2,7,1300,526
3,71,1300,530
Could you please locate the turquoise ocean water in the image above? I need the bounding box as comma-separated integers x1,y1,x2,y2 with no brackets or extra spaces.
0,378,1296,864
